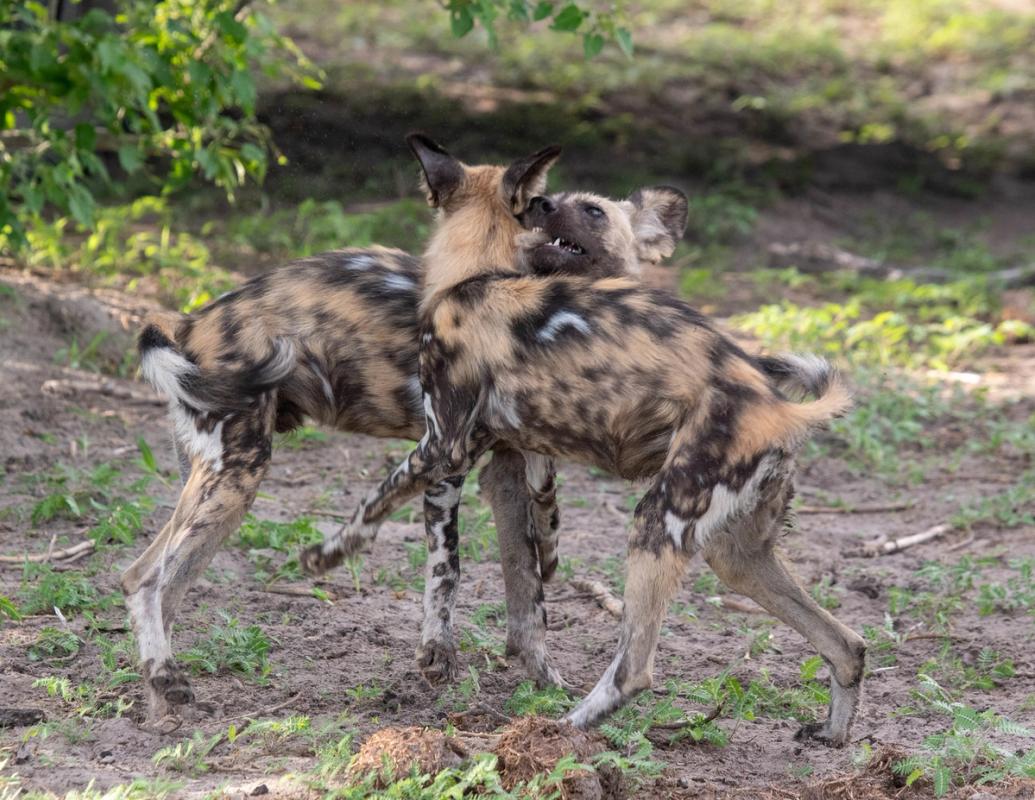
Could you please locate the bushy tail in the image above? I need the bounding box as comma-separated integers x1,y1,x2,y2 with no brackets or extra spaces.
756,353,840,401
138,315,295,413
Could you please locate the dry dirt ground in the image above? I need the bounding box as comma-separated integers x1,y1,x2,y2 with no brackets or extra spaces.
0,255,1033,799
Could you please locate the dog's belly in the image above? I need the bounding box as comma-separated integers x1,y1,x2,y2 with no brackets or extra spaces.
486,389,674,481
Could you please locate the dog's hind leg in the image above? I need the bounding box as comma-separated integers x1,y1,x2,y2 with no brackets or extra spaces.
702,473,866,747
522,451,560,583
482,445,564,688
122,400,275,725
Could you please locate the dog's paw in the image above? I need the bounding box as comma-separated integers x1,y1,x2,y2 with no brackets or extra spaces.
148,659,194,707
794,720,848,748
300,544,340,576
416,641,459,686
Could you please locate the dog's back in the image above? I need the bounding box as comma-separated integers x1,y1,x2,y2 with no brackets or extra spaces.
139,246,426,441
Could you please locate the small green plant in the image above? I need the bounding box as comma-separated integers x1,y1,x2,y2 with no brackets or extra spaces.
240,713,312,751
0,594,21,620
505,681,574,717
28,627,81,663
953,477,1035,531
153,731,224,775
893,675,1035,796
275,425,329,449
810,575,842,610
237,514,323,584
344,682,384,705
179,614,272,683
33,675,132,719
921,647,1016,693
88,498,152,546
19,564,104,616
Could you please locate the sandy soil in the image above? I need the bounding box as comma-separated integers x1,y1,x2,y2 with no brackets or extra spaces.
1,262,1033,799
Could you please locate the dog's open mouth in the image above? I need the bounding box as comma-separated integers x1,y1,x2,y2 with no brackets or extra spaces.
531,228,585,255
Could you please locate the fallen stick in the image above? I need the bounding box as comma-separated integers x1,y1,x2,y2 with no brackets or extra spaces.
0,540,94,565
862,523,952,556
41,378,163,406
713,597,767,615
797,502,911,515
304,508,351,522
570,578,624,618
204,692,301,730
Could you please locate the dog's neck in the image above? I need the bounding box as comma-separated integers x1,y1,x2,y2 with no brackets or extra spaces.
420,206,524,308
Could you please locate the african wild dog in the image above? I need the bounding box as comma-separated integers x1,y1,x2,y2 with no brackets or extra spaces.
304,172,866,743
124,136,569,725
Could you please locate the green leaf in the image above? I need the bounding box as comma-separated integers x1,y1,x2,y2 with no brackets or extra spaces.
118,146,143,174
616,26,633,58
66,185,95,227
533,1,553,20
932,765,951,796
800,655,824,681
230,70,257,113
583,32,604,58
0,595,21,620
138,437,157,474
451,7,475,37
214,11,248,43
239,143,265,165
551,4,586,31
74,124,96,152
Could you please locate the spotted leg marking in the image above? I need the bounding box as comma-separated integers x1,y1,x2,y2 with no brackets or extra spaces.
416,475,465,684
523,452,561,582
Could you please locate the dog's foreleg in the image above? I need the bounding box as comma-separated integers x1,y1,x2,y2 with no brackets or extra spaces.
483,446,564,688
566,545,689,728
302,381,489,575
415,474,465,684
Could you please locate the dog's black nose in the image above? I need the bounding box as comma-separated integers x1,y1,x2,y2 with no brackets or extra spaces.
529,196,556,215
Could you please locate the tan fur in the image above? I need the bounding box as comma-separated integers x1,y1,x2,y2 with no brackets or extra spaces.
316,183,863,739
422,166,530,305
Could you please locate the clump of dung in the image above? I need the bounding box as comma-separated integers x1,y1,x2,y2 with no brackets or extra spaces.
492,716,623,800
347,726,463,787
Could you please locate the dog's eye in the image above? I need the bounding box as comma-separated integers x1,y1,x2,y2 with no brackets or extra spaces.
583,204,605,219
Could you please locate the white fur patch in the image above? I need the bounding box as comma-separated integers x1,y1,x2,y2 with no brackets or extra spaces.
383,273,416,292
523,452,552,492
124,584,171,665
423,394,443,439
664,511,687,548
141,348,202,409
537,311,590,342
348,255,376,270
691,454,778,548
313,362,335,405
782,353,831,394
171,406,226,473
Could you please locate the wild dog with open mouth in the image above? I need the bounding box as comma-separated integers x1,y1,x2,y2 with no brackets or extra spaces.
125,136,569,725
305,182,866,744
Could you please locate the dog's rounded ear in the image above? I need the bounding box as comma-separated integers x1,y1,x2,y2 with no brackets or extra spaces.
626,185,688,263
502,145,562,215
407,133,465,208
